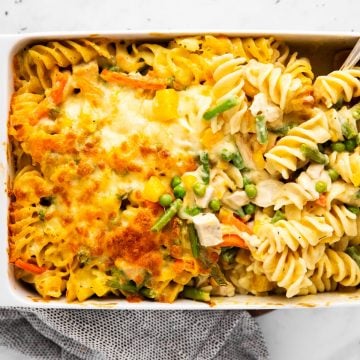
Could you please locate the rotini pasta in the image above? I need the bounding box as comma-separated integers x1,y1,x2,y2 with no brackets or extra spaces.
314,68,360,108
8,35,360,304
265,111,330,179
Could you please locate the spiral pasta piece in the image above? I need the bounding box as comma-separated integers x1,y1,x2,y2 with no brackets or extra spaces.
227,250,276,296
300,244,326,271
16,39,114,90
208,54,248,134
243,59,313,112
254,215,333,253
282,52,314,85
312,248,360,287
323,204,358,238
324,107,358,142
328,148,360,187
66,257,112,302
257,246,311,298
314,68,360,108
173,36,289,64
265,112,330,179
137,43,208,89
9,92,45,142
274,164,331,210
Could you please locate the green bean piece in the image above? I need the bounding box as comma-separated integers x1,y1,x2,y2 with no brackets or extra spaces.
242,176,251,186
108,65,121,72
209,198,221,212
270,124,294,136
300,144,329,165
140,287,157,299
342,121,357,139
346,245,360,267
48,107,60,120
203,97,239,120
151,199,182,232
185,206,202,216
328,169,339,182
173,184,186,199
333,98,344,110
77,249,90,265
256,114,268,144
193,182,206,197
331,142,346,153
315,181,327,193
221,149,233,162
231,151,245,170
159,193,173,207
244,203,256,215
210,264,228,286
351,103,360,120
199,152,210,185
345,138,357,152
234,207,246,218
171,176,182,189
221,247,237,264
347,206,360,215
271,210,286,224
245,184,257,199
188,223,200,258
119,282,138,294
107,279,138,294
182,286,211,302
38,209,46,222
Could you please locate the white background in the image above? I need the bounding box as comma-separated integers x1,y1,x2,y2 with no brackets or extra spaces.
1,0,360,359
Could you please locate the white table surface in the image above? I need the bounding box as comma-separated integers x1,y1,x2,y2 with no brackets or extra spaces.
1,0,360,359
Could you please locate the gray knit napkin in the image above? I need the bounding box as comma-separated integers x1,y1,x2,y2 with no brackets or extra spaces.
0,308,269,359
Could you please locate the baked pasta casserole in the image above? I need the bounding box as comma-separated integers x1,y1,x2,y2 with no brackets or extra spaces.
8,35,360,303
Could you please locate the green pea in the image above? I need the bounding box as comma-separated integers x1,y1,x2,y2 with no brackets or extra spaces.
193,182,206,197
244,203,256,215
185,206,202,216
171,176,182,189
328,169,339,182
271,210,286,224
221,149,233,162
345,138,357,152
209,199,221,212
331,142,346,152
159,193,173,207
245,184,257,199
173,184,186,199
315,180,327,193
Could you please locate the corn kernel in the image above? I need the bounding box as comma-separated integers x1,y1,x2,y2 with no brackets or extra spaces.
182,173,197,189
350,155,360,186
253,150,265,170
201,127,223,148
143,176,167,202
153,89,179,121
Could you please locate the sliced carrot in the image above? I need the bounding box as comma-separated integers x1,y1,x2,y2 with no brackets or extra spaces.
50,72,69,105
100,69,166,90
220,234,248,249
14,259,46,274
314,194,327,208
218,209,253,235
30,101,50,125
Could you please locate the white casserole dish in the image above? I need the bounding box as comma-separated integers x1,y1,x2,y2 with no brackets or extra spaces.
1,31,360,309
